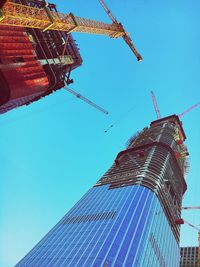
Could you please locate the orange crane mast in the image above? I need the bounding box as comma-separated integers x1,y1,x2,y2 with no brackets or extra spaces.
0,0,142,61
150,90,161,119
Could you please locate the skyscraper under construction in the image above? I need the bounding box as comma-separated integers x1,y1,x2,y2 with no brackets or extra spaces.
16,115,189,267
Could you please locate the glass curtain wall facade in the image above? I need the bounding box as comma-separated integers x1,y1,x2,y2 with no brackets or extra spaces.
16,115,188,267
180,247,199,267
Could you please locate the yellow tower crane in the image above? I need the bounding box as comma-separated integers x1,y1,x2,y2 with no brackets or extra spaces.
0,0,142,61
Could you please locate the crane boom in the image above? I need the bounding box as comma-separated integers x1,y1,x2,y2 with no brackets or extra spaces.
0,2,123,36
0,1,142,60
150,91,161,119
181,206,200,210
64,86,108,115
178,102,200,118
99,0,117,23
98,0,142,61
183,220,200,232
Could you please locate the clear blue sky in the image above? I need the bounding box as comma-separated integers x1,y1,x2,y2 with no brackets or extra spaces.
1,0,200,266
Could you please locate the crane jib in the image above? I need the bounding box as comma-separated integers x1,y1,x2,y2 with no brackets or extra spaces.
0,1,142,61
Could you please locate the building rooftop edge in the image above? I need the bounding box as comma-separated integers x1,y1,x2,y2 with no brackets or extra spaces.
150,114,186,141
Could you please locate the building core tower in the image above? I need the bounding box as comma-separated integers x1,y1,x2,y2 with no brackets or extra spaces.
16,115,188,267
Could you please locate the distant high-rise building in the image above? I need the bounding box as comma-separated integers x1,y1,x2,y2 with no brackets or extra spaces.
0,0,82,114
16,115,189,267
180,247,198,267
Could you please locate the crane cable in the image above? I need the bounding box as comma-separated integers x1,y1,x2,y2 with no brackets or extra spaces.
104,107,135,133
